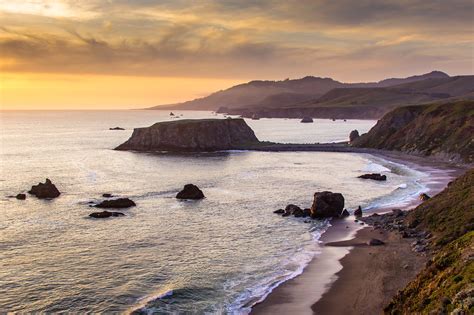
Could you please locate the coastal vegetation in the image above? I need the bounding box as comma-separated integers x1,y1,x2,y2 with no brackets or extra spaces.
385,169,474,314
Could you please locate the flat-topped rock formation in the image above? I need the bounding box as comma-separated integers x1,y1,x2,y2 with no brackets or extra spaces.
116,118,260,152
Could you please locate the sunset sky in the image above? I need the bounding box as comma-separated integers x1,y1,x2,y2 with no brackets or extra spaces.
1,0,473,110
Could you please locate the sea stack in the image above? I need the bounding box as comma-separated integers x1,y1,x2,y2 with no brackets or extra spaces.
28,178,61,199
115,118,260,152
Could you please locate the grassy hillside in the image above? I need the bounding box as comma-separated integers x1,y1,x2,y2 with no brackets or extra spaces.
353,101,474,163
385,169,474,314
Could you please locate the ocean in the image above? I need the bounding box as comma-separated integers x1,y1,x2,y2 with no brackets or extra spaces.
0,110,428,313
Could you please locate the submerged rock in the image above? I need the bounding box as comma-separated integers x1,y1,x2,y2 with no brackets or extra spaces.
358,173,387,181
16,193,26,200
310,191,345,218
95,198,136,208
115,118,260,152
89,211,125,218
28,178,61,199
300,117,313,123
176,184,205,200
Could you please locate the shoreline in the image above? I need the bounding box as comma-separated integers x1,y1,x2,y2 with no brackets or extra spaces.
250,151,468,315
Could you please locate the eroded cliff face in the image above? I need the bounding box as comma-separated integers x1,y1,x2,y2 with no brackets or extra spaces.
115,118,260,152
353,101,474,163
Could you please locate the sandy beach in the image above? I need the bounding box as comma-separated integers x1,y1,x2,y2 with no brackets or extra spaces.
251,152,470,315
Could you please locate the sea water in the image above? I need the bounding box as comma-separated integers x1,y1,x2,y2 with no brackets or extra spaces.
0,111,427,313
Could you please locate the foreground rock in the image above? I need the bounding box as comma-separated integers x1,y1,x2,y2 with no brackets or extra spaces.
89,211,125,218
358,173,387,181
176,184,205,200
310,191,345,218
300,117,313,123
28,179,61,199
115,118,260,152
95,198,136,208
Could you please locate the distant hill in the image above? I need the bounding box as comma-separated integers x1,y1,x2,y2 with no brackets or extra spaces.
353,100,474,163
148,71,458,115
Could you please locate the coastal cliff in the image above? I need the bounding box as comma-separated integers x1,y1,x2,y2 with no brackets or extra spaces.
385,168,474,314
115,118,260,152
353,101,474,163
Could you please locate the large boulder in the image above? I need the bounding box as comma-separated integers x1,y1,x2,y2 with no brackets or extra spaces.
349,130,360,143
115,118,260,152
310,191,345,218
95,198,136,208
358,173,387,181
176,184,205,200
28,178,61,199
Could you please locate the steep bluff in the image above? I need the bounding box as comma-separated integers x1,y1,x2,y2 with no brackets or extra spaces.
115,118,260,152
385,169,474,314
353,101,474,163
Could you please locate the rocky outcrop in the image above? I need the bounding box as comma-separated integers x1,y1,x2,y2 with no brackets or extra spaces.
95,198,136,208
310,191,345,218
358,173,387,181
349,130,359,143
176,184,205,200
116,118,260,152
419,193,430,201
28,179,61,199
300,117,313,123
353,101,474,163
89,211,125,218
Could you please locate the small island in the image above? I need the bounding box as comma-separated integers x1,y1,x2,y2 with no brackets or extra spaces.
115,118,261,152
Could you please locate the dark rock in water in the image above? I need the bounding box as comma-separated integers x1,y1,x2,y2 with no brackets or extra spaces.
273,209,285,214
89,211,125,218
109,127,125,130
300,117,313,123
176,184,205,200
419,193,431,201
170,112,175,116
282,212,291,217
354,206,363,217
367,238,385,246
340,209,350,218
303,208,311,217
115,118,260,152
28,178,61,199
16,193,26,200
358,173,387,181
285,204,302,216
310,191,345,218
102,193,113,198
349,130,360,143
95,198,136,208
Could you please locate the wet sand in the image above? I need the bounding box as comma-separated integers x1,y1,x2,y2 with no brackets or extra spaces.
251,152,469,315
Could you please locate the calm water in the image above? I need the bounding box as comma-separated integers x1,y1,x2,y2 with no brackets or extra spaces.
0,111,427,313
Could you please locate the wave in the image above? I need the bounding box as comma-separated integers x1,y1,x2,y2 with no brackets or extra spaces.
226,226,328,314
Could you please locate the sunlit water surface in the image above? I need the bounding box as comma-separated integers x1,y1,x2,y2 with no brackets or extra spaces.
0,111,427,313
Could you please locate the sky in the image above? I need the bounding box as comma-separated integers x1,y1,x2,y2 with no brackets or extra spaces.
0,0,473,110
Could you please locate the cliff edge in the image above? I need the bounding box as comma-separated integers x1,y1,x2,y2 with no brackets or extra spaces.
353,101,474,163
115,118,260,152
